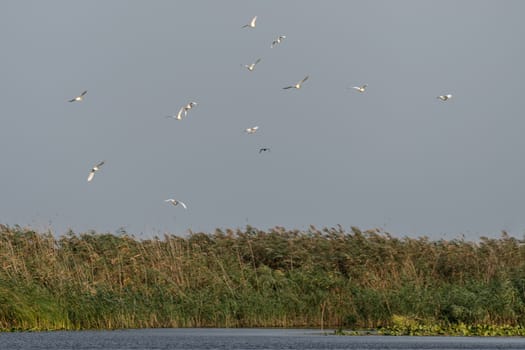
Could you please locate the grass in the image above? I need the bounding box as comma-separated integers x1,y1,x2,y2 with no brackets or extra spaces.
1,224,525,333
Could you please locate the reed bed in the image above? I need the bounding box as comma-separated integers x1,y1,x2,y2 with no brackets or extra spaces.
1,224,525,331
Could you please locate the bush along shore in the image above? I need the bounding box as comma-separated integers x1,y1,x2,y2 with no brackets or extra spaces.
1,224,525,334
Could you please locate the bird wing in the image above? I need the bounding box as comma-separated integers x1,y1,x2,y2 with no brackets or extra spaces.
68,98,76,102
80,90,88,96
176,106,185,120
251,16,257,26
254,58,261,65
179,201,187,209
96,161,105,168
301,75,309,84
87,171,95,182
283,86,293,89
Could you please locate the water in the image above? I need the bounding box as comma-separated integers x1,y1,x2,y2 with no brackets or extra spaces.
2,328,525,350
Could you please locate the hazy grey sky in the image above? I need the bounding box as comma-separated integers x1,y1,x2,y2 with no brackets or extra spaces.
2,1,525,239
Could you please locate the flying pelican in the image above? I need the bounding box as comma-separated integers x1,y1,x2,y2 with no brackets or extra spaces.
245,126,259,134
351,84,368,93
271,35,286,48
87,161,104,182
283,75,309,90
68,90,87,102
243,58,261,72
167,101,197,120
242,16,257,29
437,94,453,101
259,147,271,153
165,199,187,209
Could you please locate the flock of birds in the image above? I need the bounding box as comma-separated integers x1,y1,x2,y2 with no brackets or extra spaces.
68,15,453,215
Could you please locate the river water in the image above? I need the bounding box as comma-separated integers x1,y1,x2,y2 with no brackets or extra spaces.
1,328,525,350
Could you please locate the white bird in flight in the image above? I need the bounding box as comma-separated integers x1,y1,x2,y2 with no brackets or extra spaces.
68,90,87,102
87,161,104,182
283,75,309,90
351,84,368,93
167,101,197,120
243,58,261,72
165,199,187,209
242,16,257,28
437,94,453,101
245,126,259,134
177,101,197,120
271,35,286,48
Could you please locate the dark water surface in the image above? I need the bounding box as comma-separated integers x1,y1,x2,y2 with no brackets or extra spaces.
1,328,525,350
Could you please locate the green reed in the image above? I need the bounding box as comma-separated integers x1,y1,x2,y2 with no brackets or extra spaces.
1,224,525,332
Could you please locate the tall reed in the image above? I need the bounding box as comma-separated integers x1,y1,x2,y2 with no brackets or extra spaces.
1,224,524,330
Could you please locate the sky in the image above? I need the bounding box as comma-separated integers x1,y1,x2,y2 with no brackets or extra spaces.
2,1,525,240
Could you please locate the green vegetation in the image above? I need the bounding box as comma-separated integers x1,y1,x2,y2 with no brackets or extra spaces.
376,315,525,336
1,224,525,334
